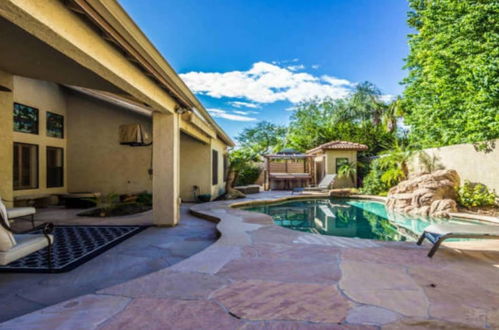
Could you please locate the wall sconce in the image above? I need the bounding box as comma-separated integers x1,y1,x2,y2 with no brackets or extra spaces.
175,105,190,114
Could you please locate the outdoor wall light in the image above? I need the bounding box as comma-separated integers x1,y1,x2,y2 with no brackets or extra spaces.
175,106,189,114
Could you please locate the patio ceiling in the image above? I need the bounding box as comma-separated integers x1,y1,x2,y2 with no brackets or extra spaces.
0,16,125,95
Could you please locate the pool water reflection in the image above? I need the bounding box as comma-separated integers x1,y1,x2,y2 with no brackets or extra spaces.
243,199,481,241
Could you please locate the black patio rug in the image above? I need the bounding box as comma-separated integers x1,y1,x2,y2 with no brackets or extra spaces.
0,225,148,273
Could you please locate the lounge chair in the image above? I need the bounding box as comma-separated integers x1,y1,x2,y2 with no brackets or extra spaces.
417,223,499,258
0,198,54,267
303,174,337,192
2,198,36,228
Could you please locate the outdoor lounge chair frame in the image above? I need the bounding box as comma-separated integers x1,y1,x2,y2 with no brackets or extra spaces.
1,198,36,229
0,213,54,269
15,214,35,229
417,228,499,258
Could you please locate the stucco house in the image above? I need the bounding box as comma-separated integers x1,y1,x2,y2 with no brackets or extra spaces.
0,0,234,226
307,140,368,188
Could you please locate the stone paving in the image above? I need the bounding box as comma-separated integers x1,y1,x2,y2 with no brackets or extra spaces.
1,192,498,329
0,204,217,322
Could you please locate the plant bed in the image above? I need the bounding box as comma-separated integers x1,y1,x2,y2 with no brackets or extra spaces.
77,203,151,217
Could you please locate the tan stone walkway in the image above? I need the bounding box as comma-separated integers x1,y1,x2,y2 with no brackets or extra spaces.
1,192,498,329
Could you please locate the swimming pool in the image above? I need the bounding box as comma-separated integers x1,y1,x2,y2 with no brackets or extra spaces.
242,198,483,241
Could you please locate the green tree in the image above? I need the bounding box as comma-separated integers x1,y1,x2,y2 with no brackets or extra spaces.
334,81,387,126
383,97,405,133
236,121,287,156
403,0,499,148
226,148,259,189
286,97,340,151
286,98,396,155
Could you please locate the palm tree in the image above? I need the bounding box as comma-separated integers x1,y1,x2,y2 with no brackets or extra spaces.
383,96,404,133
377,140,414,179
417,151,444,173
383,96,403,132
338,161,358,186
334,81,386,126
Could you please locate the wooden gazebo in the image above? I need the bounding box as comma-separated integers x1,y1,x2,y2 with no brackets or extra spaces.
263,149,315,191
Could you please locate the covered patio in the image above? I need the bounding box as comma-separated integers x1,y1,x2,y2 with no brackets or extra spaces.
263,149,314,191
0,0,232,227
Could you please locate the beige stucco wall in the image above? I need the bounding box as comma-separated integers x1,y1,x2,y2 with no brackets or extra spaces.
0,70,14,206
66,91,152,195
180,133,211,202
12,76,68,198
324,150,357,188
211,137,228,199
409,140,499,193
0,0,177,114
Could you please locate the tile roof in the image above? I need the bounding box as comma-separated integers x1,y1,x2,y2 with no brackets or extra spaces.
307,140,368,154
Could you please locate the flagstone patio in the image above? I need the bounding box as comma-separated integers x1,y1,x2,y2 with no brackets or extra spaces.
1,191,498,329
0,205,217,322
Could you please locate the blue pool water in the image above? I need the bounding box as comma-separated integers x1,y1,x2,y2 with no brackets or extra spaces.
243,198,483,241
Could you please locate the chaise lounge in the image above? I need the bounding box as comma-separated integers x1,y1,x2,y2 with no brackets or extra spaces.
0,198,54,267
417,223,499,257
303,174,337,192
4,204,36,228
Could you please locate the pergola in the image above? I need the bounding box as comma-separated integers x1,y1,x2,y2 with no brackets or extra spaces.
263,149,315,191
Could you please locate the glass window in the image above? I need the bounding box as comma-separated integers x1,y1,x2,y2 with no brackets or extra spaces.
47,147,64,188
223,154,229,182
13,103,39,134
212,150,219,185
46,112,64,138
13,143,38,190
335,157,349,173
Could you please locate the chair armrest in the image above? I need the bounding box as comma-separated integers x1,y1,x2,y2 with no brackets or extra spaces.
33,223,54,236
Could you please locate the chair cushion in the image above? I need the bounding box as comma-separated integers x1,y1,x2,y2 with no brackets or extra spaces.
7,207,36,219
0,234,53,265
0,198,16,251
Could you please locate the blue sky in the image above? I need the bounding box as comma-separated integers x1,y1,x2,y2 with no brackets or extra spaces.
119,0,412,139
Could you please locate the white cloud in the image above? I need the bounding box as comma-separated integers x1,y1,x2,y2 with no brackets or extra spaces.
379,94,396,103
232,110,258,115
229,101,260,109
287,64,305,71
321,76,353,86
311,64,320,69
180,61,354,104
207,108,257,122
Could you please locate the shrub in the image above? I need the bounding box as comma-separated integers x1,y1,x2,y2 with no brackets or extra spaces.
235,165,261,186
457,181,496,208
360,160,391,195
137,192,152,206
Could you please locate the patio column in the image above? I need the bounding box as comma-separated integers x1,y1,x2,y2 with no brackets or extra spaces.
152,111,180,226
0,70,14,207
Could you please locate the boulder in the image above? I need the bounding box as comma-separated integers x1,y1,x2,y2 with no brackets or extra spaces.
386,169,459,217
223,188,246,200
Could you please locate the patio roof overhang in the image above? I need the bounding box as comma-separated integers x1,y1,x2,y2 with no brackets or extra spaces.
0,0,234,147
264,154,313,159
67,86,216,145
307,140,369,155
64,0,234,147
